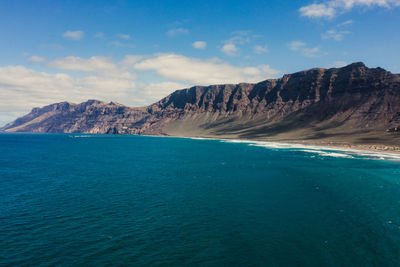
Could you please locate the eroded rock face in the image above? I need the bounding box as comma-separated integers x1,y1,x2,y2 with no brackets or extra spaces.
2,62,400,140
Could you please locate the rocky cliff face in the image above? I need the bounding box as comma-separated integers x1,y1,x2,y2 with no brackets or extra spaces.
2,62,400,144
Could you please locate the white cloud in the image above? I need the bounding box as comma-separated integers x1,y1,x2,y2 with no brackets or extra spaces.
337,19,353,26
288,41,306,51
48,56,135,80
192,41,207,49
288,41,322,57
321,29,351,40
62,30,84,40
138,81,188,103
226,31,253,45
0,111,24,127
299,3,336,18
0,65,135,125
302,47,321,57
29,56,45,63
79,75,135,92
134,53,281,85
118,34,131,40
253,45,269,54
219,31,258,57
0,53,282,125
49,56,115,73
338,0,399,9
109,41,135,48
300,0,400,19
331,61,348,67
120,55,143,68
166,28,189,37
221,43,239,56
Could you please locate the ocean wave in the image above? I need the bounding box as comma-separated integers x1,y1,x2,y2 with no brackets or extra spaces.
188,137,215,140
300,149,354,158
219,139,400,160
68,135,94,138
350,151,400,160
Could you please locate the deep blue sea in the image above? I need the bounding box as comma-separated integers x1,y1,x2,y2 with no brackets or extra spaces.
1,133,400,266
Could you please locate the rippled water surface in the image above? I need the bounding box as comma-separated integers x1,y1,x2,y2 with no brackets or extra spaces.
1,133,400,266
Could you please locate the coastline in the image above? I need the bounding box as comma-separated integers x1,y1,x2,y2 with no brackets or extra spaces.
168,134,400,160
273,140,400,154
3,131,400,159
58,131,400,158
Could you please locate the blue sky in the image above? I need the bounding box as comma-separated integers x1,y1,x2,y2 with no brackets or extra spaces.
0,0,399,125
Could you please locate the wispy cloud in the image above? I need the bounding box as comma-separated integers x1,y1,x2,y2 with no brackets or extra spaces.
321,29,351,41
166,28,189,37
109,41,135,48
220,31,257,57
300,0,400,19
29,56,45,63
221,43,239,56
288,41,322,57
192,41,207,49
62,30,84,40
40,43,64,50
302,47,321,57
94,32,105,39
288,41,306,51
337,19,353,26
227,31,253,45
118,34,131,40
253,45,269,54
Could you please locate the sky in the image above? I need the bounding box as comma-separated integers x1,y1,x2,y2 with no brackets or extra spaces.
0,0,399,125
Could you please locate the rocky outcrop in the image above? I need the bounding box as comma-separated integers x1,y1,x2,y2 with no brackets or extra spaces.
2,62,400,145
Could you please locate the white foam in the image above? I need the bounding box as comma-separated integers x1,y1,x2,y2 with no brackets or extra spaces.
300,149,354,158
155,135,400,161
188,137,217,140
69,135,94,138
219,139,400,161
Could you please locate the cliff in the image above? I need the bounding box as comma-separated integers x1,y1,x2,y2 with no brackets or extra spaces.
2,62,400,147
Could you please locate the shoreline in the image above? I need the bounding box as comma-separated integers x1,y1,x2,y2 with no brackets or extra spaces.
2,131,400,159
170,135,400,160
269,139,400,154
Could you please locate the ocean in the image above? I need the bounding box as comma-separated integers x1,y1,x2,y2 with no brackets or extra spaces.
1,133,400,266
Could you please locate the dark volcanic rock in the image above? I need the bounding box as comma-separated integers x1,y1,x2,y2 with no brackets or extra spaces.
2,62,400,144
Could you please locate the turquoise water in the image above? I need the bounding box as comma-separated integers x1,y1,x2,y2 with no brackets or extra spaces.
1,133,400,266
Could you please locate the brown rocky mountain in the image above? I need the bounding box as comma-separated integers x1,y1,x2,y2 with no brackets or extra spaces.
2,62,400,148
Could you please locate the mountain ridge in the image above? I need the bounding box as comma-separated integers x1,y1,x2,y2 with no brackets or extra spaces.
2,62,400,148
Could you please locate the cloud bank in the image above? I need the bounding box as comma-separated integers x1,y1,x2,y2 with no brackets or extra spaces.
0,54,281,125
300,0,400,18
134,53,280,85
